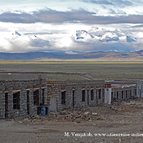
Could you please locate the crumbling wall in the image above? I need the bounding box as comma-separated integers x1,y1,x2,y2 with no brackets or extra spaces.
137,80,143,97
0,79,47,119
47,80,105,112
0,79,139,119
111,86,137,103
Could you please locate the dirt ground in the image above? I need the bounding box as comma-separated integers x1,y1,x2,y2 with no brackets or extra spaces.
1,99,143,143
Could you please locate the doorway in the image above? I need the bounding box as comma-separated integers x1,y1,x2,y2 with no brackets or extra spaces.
27,90,30,115
72,90,75,108
87,90,90,105
5,93,8,118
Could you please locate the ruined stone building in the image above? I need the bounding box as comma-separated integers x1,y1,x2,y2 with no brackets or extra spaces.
111,83,137,103
0,79,47,118
137,80,143,97
48,80,105,112
0,79,141,119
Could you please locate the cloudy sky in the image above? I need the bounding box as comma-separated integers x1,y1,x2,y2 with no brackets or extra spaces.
0,0,143,53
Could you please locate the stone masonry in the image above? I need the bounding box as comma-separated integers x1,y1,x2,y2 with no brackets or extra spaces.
0,79,139,119
0,79,47,119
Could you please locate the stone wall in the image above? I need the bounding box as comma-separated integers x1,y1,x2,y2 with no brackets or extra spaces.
48,81,138,112
47,80,105,112
137,80,143,97
0,79,47,119
111,85,137,103
0,79,139,119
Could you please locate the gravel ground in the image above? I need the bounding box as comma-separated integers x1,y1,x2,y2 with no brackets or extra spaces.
1,99,143,143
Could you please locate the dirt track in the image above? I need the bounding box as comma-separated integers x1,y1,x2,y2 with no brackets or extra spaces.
1,99,143,143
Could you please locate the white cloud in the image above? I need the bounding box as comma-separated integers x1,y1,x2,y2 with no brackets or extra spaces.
0,22,142,53
0,22,83,52
0,0,143,16
0,0,142,54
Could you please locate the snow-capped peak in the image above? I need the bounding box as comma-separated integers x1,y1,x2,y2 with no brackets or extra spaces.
74,27,136,43
75,30,94,41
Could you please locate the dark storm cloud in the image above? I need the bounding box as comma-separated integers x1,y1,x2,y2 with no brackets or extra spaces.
0,9,95,23
0,12,35,23
0,9,143,24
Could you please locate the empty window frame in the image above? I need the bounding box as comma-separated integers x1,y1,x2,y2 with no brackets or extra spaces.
134,89,137,96
117,91,119,99
61,91,66,105
90,89,94,101
82,90,86,102
122,91,124,99
41,88,45,105
99,89,101,99
13,92,20,110
130,90,132,97
126,90,128,98
33,89,40,106
5,92,8,118
26,90,30,115
111,92,114,99
72,89,75,107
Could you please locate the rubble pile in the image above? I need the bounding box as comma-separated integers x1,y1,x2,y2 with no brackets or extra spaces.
48,109,104,123
110,100,143,113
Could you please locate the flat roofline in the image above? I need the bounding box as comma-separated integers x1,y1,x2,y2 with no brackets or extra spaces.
111,84,136,88
0,79,45,82
48,80,105,84
106,80,137,84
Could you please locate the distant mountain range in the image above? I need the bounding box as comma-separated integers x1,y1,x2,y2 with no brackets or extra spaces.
0,50,142,60
10,26,140,54
75,29,136,43
0,27,142,60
